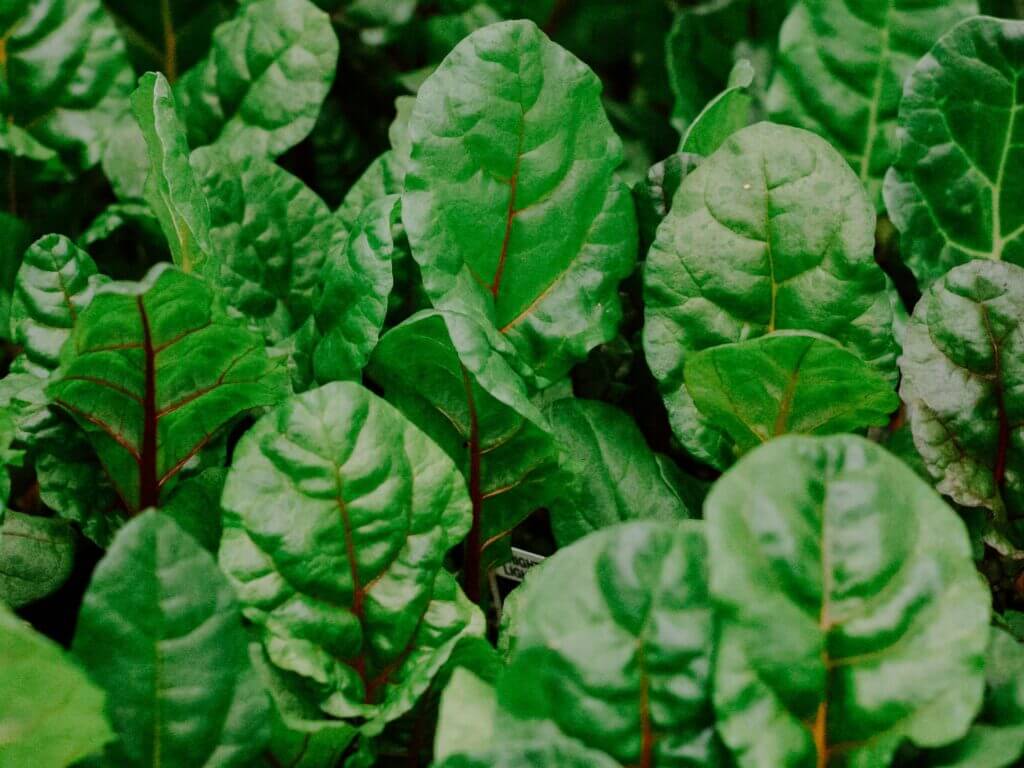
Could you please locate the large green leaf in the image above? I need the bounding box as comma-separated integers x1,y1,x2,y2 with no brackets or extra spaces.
218,382,484,737
175,0,338,160
544,397,697,546
706,435,991,766
73,511,270,767
899,261,1024,530
10,234,105,373
767,0,977,206
0,0,133,174
403,19,637,385
643,122,897,469
367,310,560,600
0,510,75,608
47,263,288,513
884,16,1024,287
684,331,898,457
0,602,112,767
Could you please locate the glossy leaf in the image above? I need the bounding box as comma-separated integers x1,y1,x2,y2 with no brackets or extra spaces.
218,382,483,733
0,510,75,608
644,122,897,468
767,0,977,205
367,310,560,599
175,0,339,160
884,16,1024,287
681,59,755,157
10,234,105,373
707,435,991,766
0,0,134,174
403,19,637,384
0,602,112,767
73,511,270,767
899,261,1024,527
685,331,898,456
544,397,696,546
47,263,289,512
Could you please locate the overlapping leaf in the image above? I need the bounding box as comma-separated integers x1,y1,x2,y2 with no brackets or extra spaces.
885,16,1024,287
0,510,74,608
707,435,991,766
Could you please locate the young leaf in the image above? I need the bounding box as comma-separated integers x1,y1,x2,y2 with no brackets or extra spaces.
73,511,270,767
403,19,637,385
131,71,213,275
544,398,698,546
175,0,339,161
707,435,991,766
680,59,755,157
218,382,484,734
0,602,112,767
0,510,75,608
633,152,701,253
10,235,105,373
899,261,1024,527
767,0,977,205
0,0,134,174
367,310,561,600
644,122,897,468
684,331,898,456
884,16,1024,288
47,263,288,513
499,521,726,767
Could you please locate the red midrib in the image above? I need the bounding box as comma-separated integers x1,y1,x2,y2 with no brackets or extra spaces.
137,297,159,511
490,118,526,301
982,307,1010,489
460,365,483,604
637,651,653,768
337,490,367,689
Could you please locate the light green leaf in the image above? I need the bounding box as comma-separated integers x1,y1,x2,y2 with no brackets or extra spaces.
0,602,112,767
644,122,896,469
681,59,755,156
73,511,270,767
707,435,991,767
403,19,637,385
685,331,898,456
884,16,1024,287
0,511,75,609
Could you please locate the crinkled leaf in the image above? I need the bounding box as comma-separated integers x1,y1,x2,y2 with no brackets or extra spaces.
403,19,637,385
335,151,406,238
544,398,696,546
899,261,1024,527
884,16,1024,287
644,122,897,469
681,59,755,156
0,510,75,608
218,382,483,734
0,0,134,174
685,331,898,457
0,602,112,767
767,0,977,206
72,511,270,767
707,435,991,766
175,0,339,160
47,263,288,513
10,234,105,373
368,310,560,596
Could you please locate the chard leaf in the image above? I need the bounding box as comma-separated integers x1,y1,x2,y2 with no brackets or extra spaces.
633,152,701,253
681,59,755,157
884,16,1024,287
499,521,725,767
335,151,406,239
73,511,270,767
218,382,484,735
0,0,133,175
899,261,1024,527
767,0,977,206
403,19,637,385
707,435,990,766
0,602,112,767
47,263,289,513
131,72,214,275
175,0,338,160
10,235,105,373
367,310,561,600
643,122,897,469
0,510,75,608
544,397,697,546
0,209,31,338
684,331,898,456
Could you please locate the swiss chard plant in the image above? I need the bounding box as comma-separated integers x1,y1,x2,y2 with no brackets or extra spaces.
2,2,1024,767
